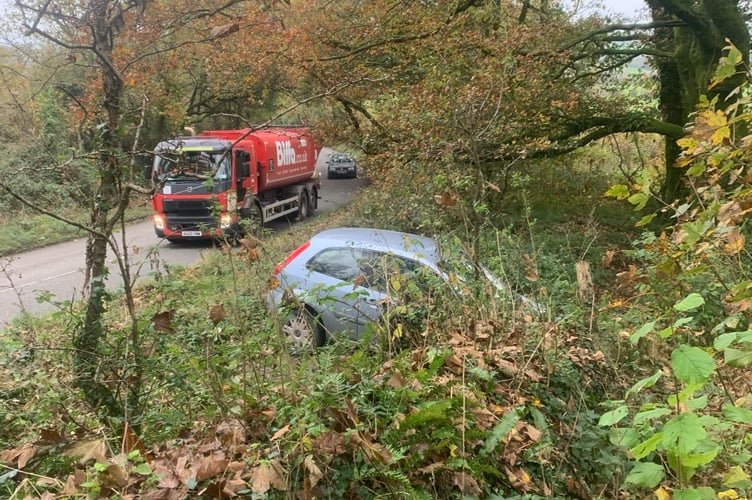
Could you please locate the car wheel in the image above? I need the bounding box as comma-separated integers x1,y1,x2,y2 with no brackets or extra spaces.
297,191,309,221
282,308,324,352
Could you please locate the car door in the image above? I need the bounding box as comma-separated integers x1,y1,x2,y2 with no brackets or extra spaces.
304,247,385,339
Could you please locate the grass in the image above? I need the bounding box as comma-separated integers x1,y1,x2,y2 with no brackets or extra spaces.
0,199,152,256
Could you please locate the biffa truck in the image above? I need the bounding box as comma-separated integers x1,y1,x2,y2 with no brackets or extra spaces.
146,126,321,241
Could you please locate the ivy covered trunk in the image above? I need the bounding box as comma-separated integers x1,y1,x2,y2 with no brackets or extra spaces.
73,0,129,421
648,0,749,201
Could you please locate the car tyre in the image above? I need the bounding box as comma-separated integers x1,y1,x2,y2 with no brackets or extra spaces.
282,308,324,353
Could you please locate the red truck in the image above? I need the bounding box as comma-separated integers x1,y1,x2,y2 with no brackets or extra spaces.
146,126,321,241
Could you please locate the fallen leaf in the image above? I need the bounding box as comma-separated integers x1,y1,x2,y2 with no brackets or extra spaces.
453,471,482,496
250,460,287,493
152,309,175,333
304,455,323,488
270,425,290,442
722,228,745,255
209,304,226,325
434,190,457,207
63,439,107,465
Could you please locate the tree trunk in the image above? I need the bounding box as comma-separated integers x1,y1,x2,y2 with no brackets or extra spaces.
648,0,750,201
74,0,128,420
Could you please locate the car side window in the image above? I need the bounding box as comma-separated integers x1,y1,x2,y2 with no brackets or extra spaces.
306,247,367,282
358,252,436,293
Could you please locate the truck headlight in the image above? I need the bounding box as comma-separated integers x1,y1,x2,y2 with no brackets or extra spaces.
153,214,165,231
220,213,233,229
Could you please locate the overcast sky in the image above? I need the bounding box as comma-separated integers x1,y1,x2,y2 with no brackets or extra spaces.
607,0,649,18
566,0,649,21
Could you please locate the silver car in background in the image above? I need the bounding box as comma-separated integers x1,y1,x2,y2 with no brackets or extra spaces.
326,153,358,179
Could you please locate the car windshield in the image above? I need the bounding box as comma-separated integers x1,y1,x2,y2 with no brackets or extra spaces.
332,155,351,163
153,150,230,181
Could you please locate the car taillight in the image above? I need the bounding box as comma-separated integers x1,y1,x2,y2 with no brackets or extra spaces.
273,240,311,275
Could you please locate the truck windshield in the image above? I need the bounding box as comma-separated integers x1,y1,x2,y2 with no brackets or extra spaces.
153,150,230,181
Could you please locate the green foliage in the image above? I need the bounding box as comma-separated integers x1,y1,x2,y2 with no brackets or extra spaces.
599,42,752,498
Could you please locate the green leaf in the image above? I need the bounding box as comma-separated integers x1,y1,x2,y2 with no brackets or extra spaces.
633,407,672,426
714,332,741,350
685,394,708,411
673,316,694,328
625,462,664,487
727,44,743,65
133,463,152,475
598,405,629,426
723,465,751,489
724,348,752,368
636,213,657,227
722,404,752,423
608,427,640,448
671,345,715,384
480,407,522,456
400,400,452,430
628,192,649,211
658,325,674,339
631,432,663,460
630,321,656,344
711,44,744,88
672,487,711,500
685,162,706,177
674,293,704,312
678,446,719,468
681,220,710,246
662,413,706,455
605,184,630,200
626,370,662,397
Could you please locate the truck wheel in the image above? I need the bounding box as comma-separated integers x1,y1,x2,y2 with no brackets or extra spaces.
310,187,318,212
241,204,264,235
297,191,309,221
282,308,324,353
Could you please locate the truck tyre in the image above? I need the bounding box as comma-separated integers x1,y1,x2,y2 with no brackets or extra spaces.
241,203,264,236
310,187,318,212
297,191,309,221
282,308,325,353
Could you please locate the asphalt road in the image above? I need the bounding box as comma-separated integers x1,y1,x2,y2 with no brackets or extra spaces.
0,148,365,327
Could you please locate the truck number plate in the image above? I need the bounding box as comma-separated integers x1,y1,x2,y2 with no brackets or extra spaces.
181,231,202,237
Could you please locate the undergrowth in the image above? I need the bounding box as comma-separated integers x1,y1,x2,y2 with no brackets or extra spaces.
2,113,750,497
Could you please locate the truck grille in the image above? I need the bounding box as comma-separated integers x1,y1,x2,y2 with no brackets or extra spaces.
164,215,217,232
163,199,213,214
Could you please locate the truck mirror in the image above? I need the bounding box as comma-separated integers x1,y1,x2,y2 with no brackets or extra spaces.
143,163,153,181
235,150,250,179
238,162,250,179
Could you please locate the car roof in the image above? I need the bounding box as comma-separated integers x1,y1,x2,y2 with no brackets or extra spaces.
310,227,441,264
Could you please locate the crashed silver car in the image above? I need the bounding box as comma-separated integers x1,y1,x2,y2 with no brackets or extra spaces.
266,227,543,351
